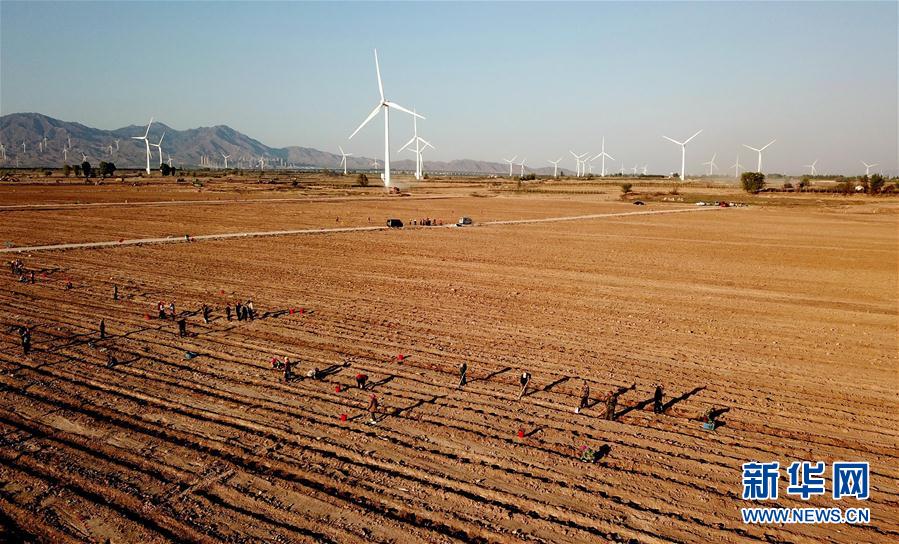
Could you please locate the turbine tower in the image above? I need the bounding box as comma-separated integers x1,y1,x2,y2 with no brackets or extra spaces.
742,139,776,173
804,159,818,176
731,156,743,179
132,117,154,174
518,158,527,178
548,158,562,178
569,151,588,177
702,153,718,175
337,146,353,175
503,155,518,178
861,161,878,176
662,129,702,182
398,108,433,180
348,49,423,188
221,153,230,169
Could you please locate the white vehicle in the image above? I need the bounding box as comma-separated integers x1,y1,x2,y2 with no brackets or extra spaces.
456,216,473,226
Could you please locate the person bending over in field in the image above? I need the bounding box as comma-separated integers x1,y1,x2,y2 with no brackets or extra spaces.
177,318,187,338
283,357,293,383
202,304,211,324
356,373,368,390
605,392,618,421
518,372,531,400
653,385,665,414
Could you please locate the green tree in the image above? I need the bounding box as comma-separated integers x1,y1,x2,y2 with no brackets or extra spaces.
73,164,81,177
620,182,633,195
868,174,885,194
357,173,369,187
160,163,172,176
63,164,72,177
741,172,766,193
81,161,92,181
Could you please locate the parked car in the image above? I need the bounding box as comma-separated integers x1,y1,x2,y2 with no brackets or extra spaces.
386,219,404,228
456,216,473,226
632,200,645,206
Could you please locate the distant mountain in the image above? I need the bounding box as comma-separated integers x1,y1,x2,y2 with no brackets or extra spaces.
0,112,541,174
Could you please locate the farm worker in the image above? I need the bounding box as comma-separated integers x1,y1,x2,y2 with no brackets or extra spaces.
113,284,118,300
235,302,244,321
20,326,31,356
605,393,618,421
283,357,293,383
367,394,379,424
30,271,35,284
99,319,106,339
576,380,590,414
225,304,232,322
168,301,176,319
177,319,187,338
246,300,255,320
305,367,320,380
518,372,531,400
653,385,665,414
458,362,467,388
106,353,118,368
355,373,368,390
202,305,211,324
157,301,166,319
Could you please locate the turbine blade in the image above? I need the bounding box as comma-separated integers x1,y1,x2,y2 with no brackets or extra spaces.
385,101,423,118
143,117,154,138
760,139,776,150
743,144,760,152
419,138,434,150
374,50,384,102
662,135,682,145
349,104,382,139
398,135,416,153
338,145,345,155
683,129,703,144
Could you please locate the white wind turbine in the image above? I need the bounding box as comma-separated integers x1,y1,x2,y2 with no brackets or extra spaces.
338,145,352,175
662,130,702,182
107,144,113,155
742,139,776,173
548,158,562,178
62,147,68,162
641,165,648,175
503,155,518,178
348,49,423,188
731,156,743,179
593,137,615,177
81,152,88,162
702,153,718,175
151,132,166,167
115,139,120,151
221,153,230,169
804,159,818,176
518,158,527,177
861,161,878,176
132,117,154,174
398,108,434,180
631,165,639,175
569,151,588,177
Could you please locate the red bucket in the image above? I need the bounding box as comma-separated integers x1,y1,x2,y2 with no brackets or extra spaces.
335,385,342,393
517,429,525,439
340,414,348,422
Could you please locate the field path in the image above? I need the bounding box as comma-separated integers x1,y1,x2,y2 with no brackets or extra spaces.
0,205,729,254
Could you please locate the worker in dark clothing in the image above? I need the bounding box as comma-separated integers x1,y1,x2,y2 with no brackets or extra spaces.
518,371,531,400
235,302,243,321
113,285,118,300
605,393,618,421
246,300,255,321
576,381,590,414
653,385,664,414
283,357,293,382
157,301,166,319
356,373,368,390
20,327,31,356
202,305,211,324
177,319,187,338
168,301,176,319
106,353,118,368
99,319,106,339
225,304,232,322
30,271,35,284
458,362,468,388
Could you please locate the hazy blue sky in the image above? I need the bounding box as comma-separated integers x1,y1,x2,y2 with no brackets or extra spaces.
2,1,896,175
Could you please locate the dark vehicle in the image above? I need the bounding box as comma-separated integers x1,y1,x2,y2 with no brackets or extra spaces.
633,200,646,206
387,219,404,228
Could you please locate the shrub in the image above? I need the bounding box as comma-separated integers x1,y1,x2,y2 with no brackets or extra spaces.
869,174,885,194
63,164,72,177
741,172,766,193
357,173,369,187
620,183,633,195
519,173,536,181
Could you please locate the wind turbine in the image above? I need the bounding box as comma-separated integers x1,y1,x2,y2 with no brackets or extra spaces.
348,49,423,188
221,153,230,169
132,117,154,174
114,139,120,151
731,156,743,178
21,141,25,153
702,153,718,175
80,152,88,162
804,159,818,176
631,165,639,175
151,132,165,167
662,129,702,181
503,155,518,178
62,147,68,162
398,108,433,180
569,151,588,177
742,139,776,173
107,144,113,155
337,145,352,175
593,137,615,177
548,158,562,178
861,161,878,176
518,158,527,178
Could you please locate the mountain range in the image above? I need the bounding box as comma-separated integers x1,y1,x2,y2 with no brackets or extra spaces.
0,113,549,175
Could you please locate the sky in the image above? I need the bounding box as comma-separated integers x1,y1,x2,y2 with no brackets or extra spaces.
1,1,897,175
